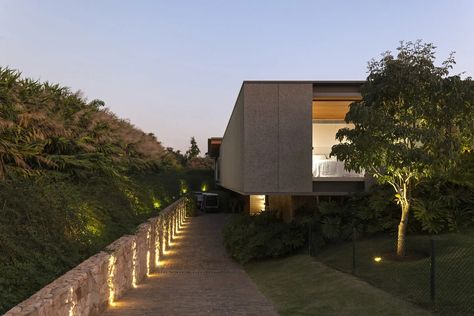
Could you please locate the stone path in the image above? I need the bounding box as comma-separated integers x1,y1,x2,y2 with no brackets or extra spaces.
101,213,278,316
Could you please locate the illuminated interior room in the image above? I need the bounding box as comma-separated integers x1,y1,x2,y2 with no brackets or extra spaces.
312,95,364,179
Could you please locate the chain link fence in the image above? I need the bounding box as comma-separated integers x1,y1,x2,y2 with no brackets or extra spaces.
310,230,474,315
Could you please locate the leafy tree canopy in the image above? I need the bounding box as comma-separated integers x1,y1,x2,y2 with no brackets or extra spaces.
332,41,474,256
185,136,200,161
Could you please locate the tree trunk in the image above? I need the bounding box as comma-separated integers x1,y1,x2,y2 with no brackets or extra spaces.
396,200,410,257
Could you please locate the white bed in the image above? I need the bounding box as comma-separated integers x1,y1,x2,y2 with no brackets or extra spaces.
312,154,364,178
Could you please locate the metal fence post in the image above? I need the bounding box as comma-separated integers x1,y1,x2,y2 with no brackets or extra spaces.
430,238,436,302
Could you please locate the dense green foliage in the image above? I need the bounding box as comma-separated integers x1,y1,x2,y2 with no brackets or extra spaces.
331,41,474,255
0,67,180,179
412,179,474,233
0,169,214,313
296,182,474,254
223,211,306,263
0,174,148,311
291,186,400,253
0,67,213,313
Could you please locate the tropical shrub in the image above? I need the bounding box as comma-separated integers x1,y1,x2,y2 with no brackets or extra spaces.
0,67,171,181
0,172,159,313
223,211,306,263
412,179,474,233
0,67,214,313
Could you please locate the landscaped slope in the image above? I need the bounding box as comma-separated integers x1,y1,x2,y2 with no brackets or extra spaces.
0,67,212,313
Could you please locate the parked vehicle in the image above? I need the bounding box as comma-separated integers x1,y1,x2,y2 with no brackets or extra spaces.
192,191,219,212
201,193,219,212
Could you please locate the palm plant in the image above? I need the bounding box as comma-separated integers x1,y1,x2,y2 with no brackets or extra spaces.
0,67,174,180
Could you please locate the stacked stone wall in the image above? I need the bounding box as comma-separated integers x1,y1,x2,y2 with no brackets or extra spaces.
5,198,188,316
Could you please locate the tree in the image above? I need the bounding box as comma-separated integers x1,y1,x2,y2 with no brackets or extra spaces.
164,147,186,167
186,156,213,169
185,137,200,161
331,41,474,257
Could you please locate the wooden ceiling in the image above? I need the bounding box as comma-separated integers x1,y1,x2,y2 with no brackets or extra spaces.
312,97,361,120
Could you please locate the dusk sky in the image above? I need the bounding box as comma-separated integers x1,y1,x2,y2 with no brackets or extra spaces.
1,1,473,152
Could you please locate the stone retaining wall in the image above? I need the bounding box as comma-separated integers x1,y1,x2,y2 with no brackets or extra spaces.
5,197,189,316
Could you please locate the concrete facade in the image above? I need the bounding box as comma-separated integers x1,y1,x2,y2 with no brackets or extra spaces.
219,82,314,194
216,81,366,220
277,84,313,192
218,88,244,193
244,83,280,193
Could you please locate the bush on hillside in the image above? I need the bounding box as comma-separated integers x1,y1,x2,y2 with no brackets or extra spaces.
0,67,215,313
0,67,176,181
223,211,306,264
0,173,155,312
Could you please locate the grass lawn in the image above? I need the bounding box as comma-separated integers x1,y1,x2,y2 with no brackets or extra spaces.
245,254,428,316
316,231,474,315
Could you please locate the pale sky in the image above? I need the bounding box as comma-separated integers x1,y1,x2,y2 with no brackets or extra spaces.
1,1,473,152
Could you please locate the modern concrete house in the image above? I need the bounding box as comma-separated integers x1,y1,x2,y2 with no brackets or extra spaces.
208,81,369,221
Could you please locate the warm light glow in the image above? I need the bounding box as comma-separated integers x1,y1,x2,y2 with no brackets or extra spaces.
155,226,160,267
312,97,360,120
161,220,167,255
169,239,181,248
132,241,137,288
153,200,161,209
201,183,208,192
163,249,175,256
174,216,178,236
179,179,188,194
146,250,151,276
168,220,172,246
107,255,116,306
250,195,266,215
374,256,382,263
68,286,76,316
156,258,173,267
146,230,151,276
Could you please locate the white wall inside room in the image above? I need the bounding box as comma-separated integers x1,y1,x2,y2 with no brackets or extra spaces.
312,122,352,156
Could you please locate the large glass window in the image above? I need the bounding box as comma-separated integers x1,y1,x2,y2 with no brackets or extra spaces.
312,99,364,178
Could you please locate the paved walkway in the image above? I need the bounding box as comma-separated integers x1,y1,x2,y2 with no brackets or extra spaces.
102,213,278,316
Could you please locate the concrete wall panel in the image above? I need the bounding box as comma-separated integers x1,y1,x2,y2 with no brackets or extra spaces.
219,88,244,192
243,83,279,192
278,83,313,192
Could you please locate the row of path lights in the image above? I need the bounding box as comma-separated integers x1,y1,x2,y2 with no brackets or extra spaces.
107,198,189,308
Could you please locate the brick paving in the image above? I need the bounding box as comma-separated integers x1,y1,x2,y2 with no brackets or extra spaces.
101,213,278,316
